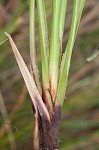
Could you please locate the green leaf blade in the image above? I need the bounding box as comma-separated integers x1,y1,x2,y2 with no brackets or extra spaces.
59,0,67,47
49,0,62,100
30,0,41,94
58,0,85,106
36,0,49,90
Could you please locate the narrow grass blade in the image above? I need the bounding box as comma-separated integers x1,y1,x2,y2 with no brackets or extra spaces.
49,0,61,101
30,0,42,95
58,0,85,106
59,0,67,54
36,0,49,90
36,0,53,112
5,33,50,121
0,38,8,45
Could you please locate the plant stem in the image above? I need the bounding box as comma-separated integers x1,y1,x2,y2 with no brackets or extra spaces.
30,0,41,95
59,0,67,55
58,0,85,106
49,0,61,101
36,0,49,88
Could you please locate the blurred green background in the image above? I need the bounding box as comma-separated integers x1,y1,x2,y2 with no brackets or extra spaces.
0,0,99,150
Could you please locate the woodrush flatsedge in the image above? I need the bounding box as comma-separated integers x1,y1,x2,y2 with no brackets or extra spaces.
5,0,85,149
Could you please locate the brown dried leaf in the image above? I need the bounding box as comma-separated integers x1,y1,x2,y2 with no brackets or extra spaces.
5,32,50,121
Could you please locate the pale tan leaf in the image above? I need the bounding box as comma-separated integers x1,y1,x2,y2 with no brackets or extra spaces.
5,32,50,120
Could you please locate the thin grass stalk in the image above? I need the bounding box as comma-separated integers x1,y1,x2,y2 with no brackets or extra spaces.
59,0,67,56
36,0,52,111
30,0,41,95
36,0,49,89
49,0,61,101
58,0,85,106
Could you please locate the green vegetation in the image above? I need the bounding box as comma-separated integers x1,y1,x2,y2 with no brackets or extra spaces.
0,0,99,149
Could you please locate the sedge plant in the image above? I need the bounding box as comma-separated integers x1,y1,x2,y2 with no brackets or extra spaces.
4,0,85,149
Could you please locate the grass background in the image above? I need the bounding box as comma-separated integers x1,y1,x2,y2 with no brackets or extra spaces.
0,0,99,149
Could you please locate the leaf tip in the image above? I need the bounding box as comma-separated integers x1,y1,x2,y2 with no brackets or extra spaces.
4,32,11,38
